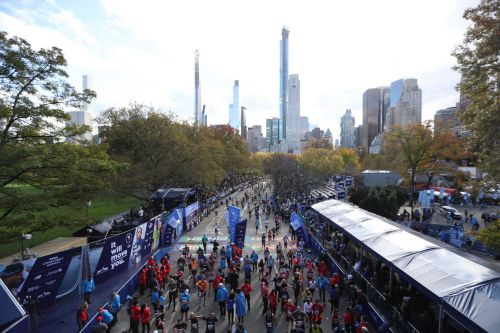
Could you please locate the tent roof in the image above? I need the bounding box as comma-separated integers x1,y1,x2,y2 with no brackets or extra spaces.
311,199,500,333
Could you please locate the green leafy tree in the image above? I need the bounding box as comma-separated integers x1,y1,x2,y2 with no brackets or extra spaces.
452,0,499,181
0,31,117,240
349,186,405,219
477,220,500,253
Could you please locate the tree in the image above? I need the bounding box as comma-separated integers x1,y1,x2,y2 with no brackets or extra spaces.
477,220,500,254
0,31,117,240
452,0,500,181
305,138,333,149
349,186,405,219
262,153,310,195
98,105,251,200
299,148,344,179
338,148,360,175
384,123,436,213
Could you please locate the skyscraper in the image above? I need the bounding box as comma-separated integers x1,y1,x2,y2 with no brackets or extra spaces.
354,125,363,148
340,109,355,148
300,116,309,139
434,107,459,133
362,87,390,149
67,75,93,143
194,50,202,125
266,117,280,146
287,74,300,151
279,27,289,141
241,106,247,140
229,80,240,130
386,78,422,129
247,125,263,153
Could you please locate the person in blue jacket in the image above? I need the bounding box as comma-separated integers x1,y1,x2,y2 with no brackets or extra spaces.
216,283,229,317
316,275,329,303
250,251,258,271
235,289,247,324
83,274,95,304
97,307,114,330
108,290,120,325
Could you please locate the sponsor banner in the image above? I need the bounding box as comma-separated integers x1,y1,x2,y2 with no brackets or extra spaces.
235,219,247,247
337,191,346,200
290,212,308,245
184,202,199,229
17,249,73,306
161,209,182,247
94,231,133,283
227,205,241,244
129,221,154,267
345,177,353,187
152,215,162,253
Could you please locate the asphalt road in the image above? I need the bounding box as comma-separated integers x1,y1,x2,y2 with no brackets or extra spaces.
111,183,348,333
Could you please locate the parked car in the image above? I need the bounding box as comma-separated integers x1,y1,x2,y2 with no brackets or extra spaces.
439,206,462,221
481,211,499,225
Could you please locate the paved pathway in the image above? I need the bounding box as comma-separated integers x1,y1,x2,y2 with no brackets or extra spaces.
110,184,347,333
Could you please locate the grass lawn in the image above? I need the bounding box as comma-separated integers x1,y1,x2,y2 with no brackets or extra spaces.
0,194,142,259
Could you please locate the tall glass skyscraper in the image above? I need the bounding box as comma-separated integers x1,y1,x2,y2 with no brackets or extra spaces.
386,78,422,129
362,86,390,149
287,74,300,151
279,27,289,141
340,109,355,148
194,50,202,125
229,80,240,130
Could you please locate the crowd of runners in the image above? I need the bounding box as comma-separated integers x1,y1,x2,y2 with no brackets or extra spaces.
80,181,371,333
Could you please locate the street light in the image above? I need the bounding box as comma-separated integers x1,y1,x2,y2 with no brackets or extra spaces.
21,233,32,261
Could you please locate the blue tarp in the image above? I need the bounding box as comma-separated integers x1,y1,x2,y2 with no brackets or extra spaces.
312,199,500,333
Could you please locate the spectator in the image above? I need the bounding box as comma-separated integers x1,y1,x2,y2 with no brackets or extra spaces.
83,274,95,304
140,303,151,333
76,301,88,331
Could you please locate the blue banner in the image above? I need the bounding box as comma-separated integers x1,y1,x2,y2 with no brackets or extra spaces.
290,212,308,245
17,249,73,306
235,219,247,248
227,205,241,244
129,221,154,267
184,202,199,230
94,230,133,283
161,209,182,247
345,177,353,187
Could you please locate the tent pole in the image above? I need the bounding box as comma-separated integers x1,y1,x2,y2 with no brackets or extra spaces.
438,305,443,333
388,267,393,297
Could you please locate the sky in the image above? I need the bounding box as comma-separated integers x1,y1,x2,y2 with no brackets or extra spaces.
0,0,478,139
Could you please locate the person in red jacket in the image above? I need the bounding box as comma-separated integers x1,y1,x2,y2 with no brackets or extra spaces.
284,299,295,321
357,315,369,333
141,303,151,333
343,307,353,333
212,274,224,302
317,261,327,277
148,256,156,267
311,300,324,324
76,301,88,331
139,270,147,295
240,281,253,310
269,289,278,315
131,299,142,333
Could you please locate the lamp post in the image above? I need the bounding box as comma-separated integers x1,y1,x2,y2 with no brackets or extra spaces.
86,201,92,218
21,233,32,261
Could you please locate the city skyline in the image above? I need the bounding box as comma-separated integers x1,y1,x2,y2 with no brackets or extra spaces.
0,0,478,140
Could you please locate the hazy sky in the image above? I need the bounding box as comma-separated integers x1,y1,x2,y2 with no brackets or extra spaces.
0,0,478,139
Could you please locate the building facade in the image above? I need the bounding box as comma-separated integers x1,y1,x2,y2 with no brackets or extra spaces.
354,125,363,148
386,78,422,129
266,117,280,146
240,106,247,140
434,107,459,133
340,109,355,148
287,74,300,151
279,27,289,141
247,125,263,153
300,116,309,139
362,87,389,149
67,75,93,143
229,80,240,130
194,50,202,125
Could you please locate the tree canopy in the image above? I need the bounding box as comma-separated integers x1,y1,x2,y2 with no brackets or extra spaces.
452,0,499,181
98,105,251,200
0,31,117,240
